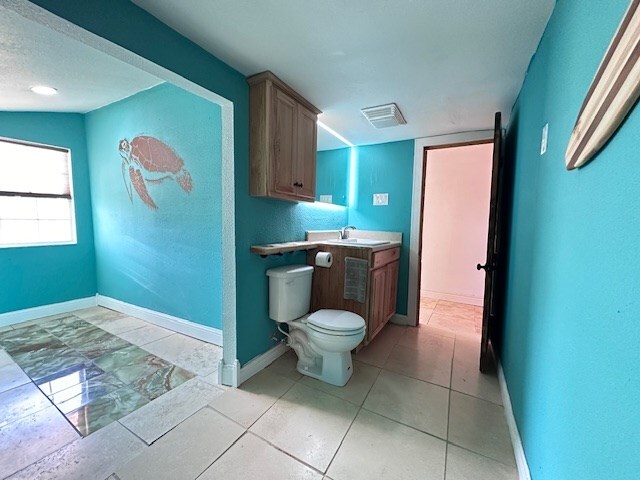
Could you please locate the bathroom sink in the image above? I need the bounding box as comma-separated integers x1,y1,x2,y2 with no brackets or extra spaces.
325,238,390,246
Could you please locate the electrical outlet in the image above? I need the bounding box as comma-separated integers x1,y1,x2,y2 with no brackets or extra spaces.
541,123,549,155
319,195,333,203
373,193,389,206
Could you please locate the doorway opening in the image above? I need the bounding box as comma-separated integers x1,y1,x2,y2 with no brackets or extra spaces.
417,140,494,352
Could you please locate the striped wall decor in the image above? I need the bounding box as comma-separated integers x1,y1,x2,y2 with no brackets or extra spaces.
566,0,640,170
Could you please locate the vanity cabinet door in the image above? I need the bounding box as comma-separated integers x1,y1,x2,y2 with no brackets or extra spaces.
369,267,387,342
272,87,298,197
384,260,399,321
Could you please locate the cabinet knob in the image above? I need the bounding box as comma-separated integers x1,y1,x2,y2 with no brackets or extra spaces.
293,182,303,188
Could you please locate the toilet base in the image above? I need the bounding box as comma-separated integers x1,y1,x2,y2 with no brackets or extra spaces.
296,350,354,387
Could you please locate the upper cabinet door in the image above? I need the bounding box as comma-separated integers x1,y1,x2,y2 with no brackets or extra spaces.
248,71,321,203
272,87,298,196
295,104,318,201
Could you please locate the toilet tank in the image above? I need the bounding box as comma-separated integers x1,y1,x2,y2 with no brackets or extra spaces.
265,265,314,322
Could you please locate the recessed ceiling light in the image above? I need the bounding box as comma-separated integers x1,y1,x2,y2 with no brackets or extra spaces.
30,85,58,96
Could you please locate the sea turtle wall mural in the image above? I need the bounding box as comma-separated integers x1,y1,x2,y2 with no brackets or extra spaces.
118,135,193,209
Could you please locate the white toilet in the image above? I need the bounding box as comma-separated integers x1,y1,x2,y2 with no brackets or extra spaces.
266,265,365,386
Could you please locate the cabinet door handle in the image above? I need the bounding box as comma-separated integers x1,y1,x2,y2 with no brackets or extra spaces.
293,182,303,187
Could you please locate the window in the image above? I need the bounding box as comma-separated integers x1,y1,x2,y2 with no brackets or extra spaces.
0,138,76,247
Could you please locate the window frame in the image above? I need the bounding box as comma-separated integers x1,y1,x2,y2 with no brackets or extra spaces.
0,136,78,249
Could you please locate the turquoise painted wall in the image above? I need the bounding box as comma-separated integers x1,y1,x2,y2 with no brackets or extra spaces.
31,0,347,364
502,1,640,478
348,141,415,315
85,83,223,328
316,147,350,206
0,112,96,314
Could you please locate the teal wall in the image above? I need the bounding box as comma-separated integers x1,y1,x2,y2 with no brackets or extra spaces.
30,0,347,364
316,147,350,206
85,83,223,328
349,141,415,315
0,112,96,315
502,1,640,478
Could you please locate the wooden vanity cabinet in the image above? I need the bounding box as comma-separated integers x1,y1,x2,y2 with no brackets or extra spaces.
248,71,321,202
307,245,400,346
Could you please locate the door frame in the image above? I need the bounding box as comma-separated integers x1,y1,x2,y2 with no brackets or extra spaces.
405,131,494,327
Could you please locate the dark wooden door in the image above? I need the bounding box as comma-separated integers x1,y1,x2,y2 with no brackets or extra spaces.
271,87,297,196
478,112,504,373
369,267,387,342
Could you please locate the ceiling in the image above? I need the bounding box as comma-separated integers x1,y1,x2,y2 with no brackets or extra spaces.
133,0,555,150
0,6,161,113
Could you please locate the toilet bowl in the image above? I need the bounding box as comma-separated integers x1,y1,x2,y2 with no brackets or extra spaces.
266,265,366,387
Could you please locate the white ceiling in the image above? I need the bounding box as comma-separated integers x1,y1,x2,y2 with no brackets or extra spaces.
133,0,555,150
0,6,161,113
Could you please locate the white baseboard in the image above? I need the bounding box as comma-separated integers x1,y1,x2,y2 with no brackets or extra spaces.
237,343,289,386
96,295,223,346
390,313,411,326
421,290,483,307
498,362,531,480
0,297,97,328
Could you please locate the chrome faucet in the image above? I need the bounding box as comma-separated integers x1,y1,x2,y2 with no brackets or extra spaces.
339,225,357,239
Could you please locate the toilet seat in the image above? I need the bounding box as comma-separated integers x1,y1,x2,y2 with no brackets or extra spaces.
307,323,366,337
307,309,365,332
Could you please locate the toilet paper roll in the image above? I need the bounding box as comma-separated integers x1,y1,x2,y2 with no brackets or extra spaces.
315,251,333,268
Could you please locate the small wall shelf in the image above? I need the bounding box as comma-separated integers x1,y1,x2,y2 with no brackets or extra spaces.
250,241,319,257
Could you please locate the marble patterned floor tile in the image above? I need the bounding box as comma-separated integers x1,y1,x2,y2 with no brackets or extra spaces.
0,329,64,355
199,433,322,480
420,296,440,309
16,348,90,382
0,406,79,478
384,343,453,388
327,409,446,480
250,383,359,472
39,314,81,329
52,373,127,414
119,378,224,444
445,444,518,480
448,391,515,466
60,325,109,348
109,354,172,385
209,369,295,428
65,386,149,437
115,407,245,480
36,361,105,397
363,369,449,439
116,324,174,346
130,364,194,400
354,323,405,368
71,307,107,319
93,315,148,336
6,421,145,480
73,333,131,360
397,327,455,353
300,360,381,406
0,382,52,428
0,324,13,332
43,318,98,343
93,344,152,372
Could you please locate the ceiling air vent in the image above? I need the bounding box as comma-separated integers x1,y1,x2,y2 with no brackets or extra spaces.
361,103,406,129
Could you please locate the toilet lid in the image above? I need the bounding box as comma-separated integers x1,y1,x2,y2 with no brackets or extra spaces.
307,309,365,332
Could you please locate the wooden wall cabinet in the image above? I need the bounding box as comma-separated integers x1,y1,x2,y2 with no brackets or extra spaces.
248,71,321,202
307,245,400,345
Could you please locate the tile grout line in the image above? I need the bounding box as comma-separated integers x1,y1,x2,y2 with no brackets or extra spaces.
322,365,384,476
444,334,458,480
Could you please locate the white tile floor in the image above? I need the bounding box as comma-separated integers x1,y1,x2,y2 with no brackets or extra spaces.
1,302,517,480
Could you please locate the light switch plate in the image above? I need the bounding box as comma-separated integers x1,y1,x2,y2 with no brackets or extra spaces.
541,123,549,155
373,193,389,206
